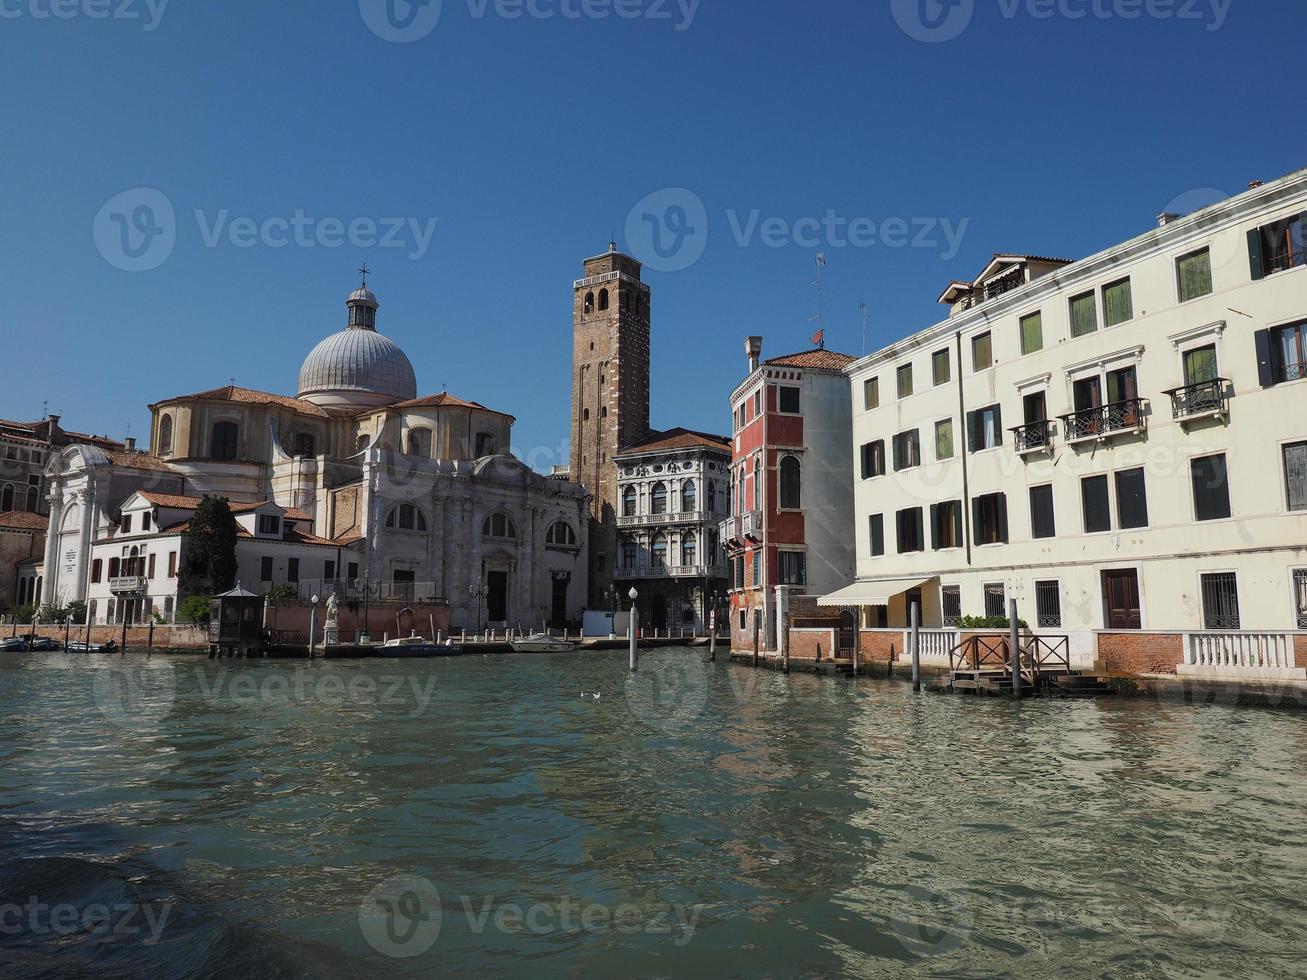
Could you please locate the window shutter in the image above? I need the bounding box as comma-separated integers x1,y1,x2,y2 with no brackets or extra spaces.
952,503,964,548
992,404,1003,447
972,497,983,541
1247,228,1266,280
915,508,925,551
1254,329,1276,387
996,494,1009,542
966,411,977,453
929,503,939,549
892,436,902,471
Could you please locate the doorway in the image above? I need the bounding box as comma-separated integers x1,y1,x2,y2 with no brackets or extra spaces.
550,574,569,629
1103,569,1142,629
487,570,508,622
651,595,668,631
838,609,856,658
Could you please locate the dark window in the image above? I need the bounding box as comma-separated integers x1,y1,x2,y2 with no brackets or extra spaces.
778,386,801,413
212,421,239,461
325,560,336,580
481,513,514,537
1029,485,1056,539
1184,344,1218,386
983,583,1006,618
158,415,173,454
258,514,282,535
348,562,359,580
778,552,806,586
1103,569,1142,629
1115,467,1149,529
869,514,885,557
892,429,920,470
972,493,1008,545
651,482,667,515
895,507,924,553
1200,572,1240,630
1248,213,1306,279
1294,569,1307,629
1036,581,1062,627
932,349,950,386
260,556,274,582
1177,248,1213,302
967,404,1003,451
475,433,495,457
1082,475,1111,533
930,500,963,550
972,332,993,371
1107,365,1138,406
860,440,885,479
863,377,879,410
779,456,802,509
293,433,315,457
1191,454,1231,521
1256,320,1307,386
1286,442,1307,511
120,514,132,534
91,559,102,584
168,552,177,578
147,553,156,578
942,585,961,627
287,558,299,583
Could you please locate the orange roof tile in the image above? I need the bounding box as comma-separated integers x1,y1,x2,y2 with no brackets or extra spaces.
104,451,178,473
390,392,516,419
0,511,48,531
617,427,732,456
150,385,333,418
763,348,858,371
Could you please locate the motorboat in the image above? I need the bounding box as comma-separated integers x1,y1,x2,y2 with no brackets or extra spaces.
0,637,27,653
377,634,463,658
25,637,62,652
66,641,115,653
509,633,576,654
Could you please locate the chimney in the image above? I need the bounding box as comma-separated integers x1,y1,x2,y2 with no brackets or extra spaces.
1157,212,1181,227
124,437,136,452
1249,179,1264,190
745,336,763,373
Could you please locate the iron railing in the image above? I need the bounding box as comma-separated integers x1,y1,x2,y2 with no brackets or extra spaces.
1296,570,1307,630
956,274,1026,310
1200,572,1241,630
1164,378,1229,420
1010,420,1053,453
1059,398,1146,442
1264,247,1305,276
1035,581,1062,628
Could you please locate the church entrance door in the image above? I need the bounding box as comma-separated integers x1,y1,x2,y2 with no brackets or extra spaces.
550,575,569,629
487,570,508,623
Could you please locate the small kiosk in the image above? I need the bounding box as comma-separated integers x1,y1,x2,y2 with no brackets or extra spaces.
208,584,264,659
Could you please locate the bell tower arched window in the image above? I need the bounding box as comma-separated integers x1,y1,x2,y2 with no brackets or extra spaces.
584,291,595,314
158,414,173,455
598,289,609,311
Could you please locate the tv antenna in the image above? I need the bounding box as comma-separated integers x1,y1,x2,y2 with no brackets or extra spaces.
808,253,828,348
858,303,870,355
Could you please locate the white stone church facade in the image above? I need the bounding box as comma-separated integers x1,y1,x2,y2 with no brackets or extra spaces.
41,281,590,628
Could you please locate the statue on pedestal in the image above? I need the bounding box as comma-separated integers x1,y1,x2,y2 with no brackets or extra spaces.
324,592,340,645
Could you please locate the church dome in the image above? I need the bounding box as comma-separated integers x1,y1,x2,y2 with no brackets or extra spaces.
297,282,418,407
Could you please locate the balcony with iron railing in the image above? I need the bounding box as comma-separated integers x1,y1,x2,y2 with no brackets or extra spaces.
617,509,711,529
1010,420,1054,456
1264,246,1305,276
613,563,729,580
956,273,1026,310
109,575,147,594
1059,398,1147,445
1163,378,1230,424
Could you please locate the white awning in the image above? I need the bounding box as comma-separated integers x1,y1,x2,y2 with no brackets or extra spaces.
817,576,938,607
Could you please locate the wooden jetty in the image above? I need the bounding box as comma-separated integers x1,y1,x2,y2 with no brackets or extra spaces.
946,634,1112,698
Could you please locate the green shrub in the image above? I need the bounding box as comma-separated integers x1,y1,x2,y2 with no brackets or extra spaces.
265,584,298,601
956,614,1029,630
178,595,212,624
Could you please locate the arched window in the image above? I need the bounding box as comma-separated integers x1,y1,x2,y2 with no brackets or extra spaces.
651,533,667,569
545,522,578,546
212,421,239,461
650,482,668,515
680,480,697,513
583,409,590,421
407,428,432,457
356,434,370,453
707,479,716,513
598,288,609,311
779,456,802,509
736,473,745,515
622,537,637,569
292,433,315,458
752,459,761,510
622,487,637,517
158,414,173,455
385,504,428,532
0,484,12,511
584,291,595,314
482,513,517,538
475,432,496,457
682,533,698,567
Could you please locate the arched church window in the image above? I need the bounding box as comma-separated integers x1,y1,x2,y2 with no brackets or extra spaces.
475,432,496,457
681,480,697,513
622,487,637,517
482,513,517,539
583,409,590,421
584,291,595,314
212,421,239,461
385,504,428,532
545,522,578,546
650,482,668,515
598,289,609,311
158,415,173,455
407,428,432,458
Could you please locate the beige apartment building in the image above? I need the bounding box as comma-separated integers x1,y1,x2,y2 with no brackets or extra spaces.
823,166,1307,676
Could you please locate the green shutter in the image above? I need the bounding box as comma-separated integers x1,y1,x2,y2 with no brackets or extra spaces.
1177,250,1213,302
1020,312,1043,354
1248,229,1265,280
1104,279,1133,326
1070,293,1097,337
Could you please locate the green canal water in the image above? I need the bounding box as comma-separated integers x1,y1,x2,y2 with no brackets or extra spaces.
2,647,1306,977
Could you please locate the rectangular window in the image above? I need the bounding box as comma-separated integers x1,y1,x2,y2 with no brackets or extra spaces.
860,440,885,479
142,513,152,531
1191,454,1232,521
934,419,954,460
288,558,299,583
967,404,1003,452
121,514,132,534
325,560,336,581
753,390,761,416
942,585,961,627
752,550,761,586
931,500,963,550
258,514,282,536
863,377,879,410
892,429,920,470
168,552,177,578
984,583,1006,619
1069,291,1098,337
147,553,156,579
972,493,1008,545
260,556,274,582
1036,580,1062,628
1294,569,1307,629
1200,572,1240,630
1029,484,1056,539
1177,247,1213,302
1258,320,1307,386
778,551,806,586
91,559,102,584
1082,475,1111,533
348,562,359,580
1019,312,1043,354
869,514,885,557
1103,278,1134,327
972,331,993,371
1114,467,1149,529
895,507,924,553
1285,442,1307,511
1184,344,1219,386
897,363,914,398
932,349,950,386
778,386,801,413
1248,214,1306,278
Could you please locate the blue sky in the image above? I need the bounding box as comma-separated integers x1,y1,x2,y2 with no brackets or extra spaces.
2,0,1303,470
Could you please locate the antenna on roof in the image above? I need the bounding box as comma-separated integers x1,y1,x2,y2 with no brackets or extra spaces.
858,303,870,355
40,400,49,421
808,253,827,349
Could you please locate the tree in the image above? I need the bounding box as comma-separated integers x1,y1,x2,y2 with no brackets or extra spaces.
180,496,238,598
178,595,212,624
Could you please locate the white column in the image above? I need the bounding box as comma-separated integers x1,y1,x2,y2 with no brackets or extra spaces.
42,490,63,599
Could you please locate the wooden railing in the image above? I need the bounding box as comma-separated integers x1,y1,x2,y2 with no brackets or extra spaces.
948,634,1010,673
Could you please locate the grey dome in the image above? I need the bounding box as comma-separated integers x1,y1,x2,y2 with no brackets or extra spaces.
349,286,378,306
297,327,417,406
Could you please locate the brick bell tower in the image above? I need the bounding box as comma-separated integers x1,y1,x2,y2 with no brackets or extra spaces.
570,243,652,608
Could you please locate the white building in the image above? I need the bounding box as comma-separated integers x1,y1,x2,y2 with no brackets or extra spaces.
612,428,732,632
43,279,591,628
825,167,1307,673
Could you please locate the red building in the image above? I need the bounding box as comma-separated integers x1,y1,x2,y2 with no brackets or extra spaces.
720,337,856,652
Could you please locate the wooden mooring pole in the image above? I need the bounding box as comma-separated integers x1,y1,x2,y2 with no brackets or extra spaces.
910,602,921,693
1009,599,1022,699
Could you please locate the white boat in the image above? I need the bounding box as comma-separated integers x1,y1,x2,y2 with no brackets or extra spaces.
378,633,462,658
510,634,576,653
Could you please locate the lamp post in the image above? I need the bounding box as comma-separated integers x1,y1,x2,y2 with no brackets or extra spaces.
628,586,639,672
470,582,485,633
360,568,371,644
309,594,319,659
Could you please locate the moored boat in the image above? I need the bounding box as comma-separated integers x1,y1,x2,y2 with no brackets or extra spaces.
509,634,576,654
377,634,463,658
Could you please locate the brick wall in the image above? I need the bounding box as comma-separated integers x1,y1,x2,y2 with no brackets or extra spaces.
788,628,833,661
858,629,899,663
1097,632,1184,675
1296,635,1307,670
19,623,210,650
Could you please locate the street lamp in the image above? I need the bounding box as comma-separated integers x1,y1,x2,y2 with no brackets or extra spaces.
628,587,639,672
470,582,485,632
309,593,320,658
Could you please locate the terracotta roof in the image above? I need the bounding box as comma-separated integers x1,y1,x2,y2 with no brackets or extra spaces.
0,511,48,531
389,392,516,419
762,348,858,371
135,492,291,516
617,427,732,456
283,507,314,522
150,385,333,418
285,528,344,547
333,533,365,547
104,451,177,473
164,521,253,538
